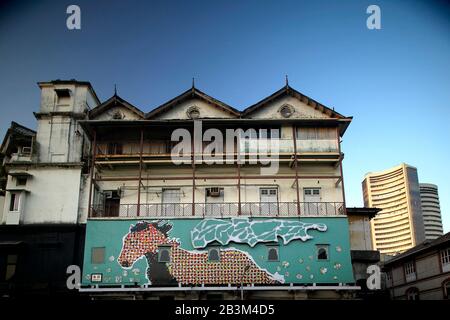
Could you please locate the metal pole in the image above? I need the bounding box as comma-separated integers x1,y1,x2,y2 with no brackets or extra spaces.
192,129,196,216
237,160,241,216
137,129,144,216
336,127,347,214
87,130,97,217
292,126,301,215
240,265,250,300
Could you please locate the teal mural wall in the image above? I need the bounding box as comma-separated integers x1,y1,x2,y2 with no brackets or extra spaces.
82,217,354,286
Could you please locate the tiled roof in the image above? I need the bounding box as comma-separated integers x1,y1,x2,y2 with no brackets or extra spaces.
384,232,450,265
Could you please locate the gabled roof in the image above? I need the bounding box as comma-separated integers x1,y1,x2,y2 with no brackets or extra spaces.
145,87,240,119
242,85,346,119
8,121,36,137
0,122,36,155
89,94,144,119
384,232,450,266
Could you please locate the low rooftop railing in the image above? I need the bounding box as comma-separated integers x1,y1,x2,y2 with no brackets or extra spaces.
90,201,345,218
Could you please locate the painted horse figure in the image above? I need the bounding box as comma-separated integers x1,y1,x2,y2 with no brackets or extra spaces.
118,221,282,285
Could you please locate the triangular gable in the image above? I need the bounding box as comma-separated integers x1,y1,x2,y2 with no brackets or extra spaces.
242,85,346,119
145,87,240,119
0,122,36,155
89,95,144,120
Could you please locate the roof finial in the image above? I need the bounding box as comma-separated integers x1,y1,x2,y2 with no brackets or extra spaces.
114,84,117,96
192,77,195,90
285,75,289,88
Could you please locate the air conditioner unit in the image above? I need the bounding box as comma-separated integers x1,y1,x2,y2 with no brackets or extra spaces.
104,191,113,199
208,187,221,197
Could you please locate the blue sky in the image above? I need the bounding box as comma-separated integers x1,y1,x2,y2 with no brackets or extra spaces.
0,0,449,231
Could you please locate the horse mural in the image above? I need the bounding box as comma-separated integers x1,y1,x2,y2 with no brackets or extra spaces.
117,220,283,285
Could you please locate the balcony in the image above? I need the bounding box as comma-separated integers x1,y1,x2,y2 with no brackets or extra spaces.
241,138,338,154
94,138,340,167
10,149,32,163
89,201,345,218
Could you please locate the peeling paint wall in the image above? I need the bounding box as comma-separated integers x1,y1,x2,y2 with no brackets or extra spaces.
94,163,344,206
247,96,330,119
3,167,83,224
91,106,142,120
36,83,97,164
152,98,237,120
348,215,373,250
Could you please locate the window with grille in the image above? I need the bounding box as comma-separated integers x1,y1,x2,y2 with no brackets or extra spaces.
441,248,450,272
304,188,320,196
260,188,277,201
386,271,392,281
404,261,416,282
406,287,419,300
444,280,450,299
158,246,171,263
297,127,336,140
9,193,20,212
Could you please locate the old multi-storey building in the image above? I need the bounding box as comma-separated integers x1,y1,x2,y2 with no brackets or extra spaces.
383,232,450,300
362,164,425,256
419,183,444,240
1,79,360,299
0,80,99,295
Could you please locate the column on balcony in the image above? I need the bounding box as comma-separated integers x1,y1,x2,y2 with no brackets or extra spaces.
292,125,301,215
137,128,144,216
87,130,96,217
335,126,347,214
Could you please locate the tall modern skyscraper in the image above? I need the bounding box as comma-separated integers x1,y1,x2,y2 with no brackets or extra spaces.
362,163,425,255
419,183,444,240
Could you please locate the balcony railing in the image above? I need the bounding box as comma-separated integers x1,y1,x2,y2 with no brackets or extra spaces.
240,138,338,154
90,201,345,218
95,138,339,158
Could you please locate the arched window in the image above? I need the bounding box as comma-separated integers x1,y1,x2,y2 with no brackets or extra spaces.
443,278,450,299
316,244,329,260
267,246,279,261
208,248,220,262
406,287,419,300
158,246,171,263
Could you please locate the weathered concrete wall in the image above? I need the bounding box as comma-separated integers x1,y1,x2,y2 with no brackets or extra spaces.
91,105,142,120
247,96,330,119
94,163,344,206
152,98,236,119
0,195,4,223
36,83,98,164
388,250,449,300
3,167,82,224
348,215,373,250
77,173,91,223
